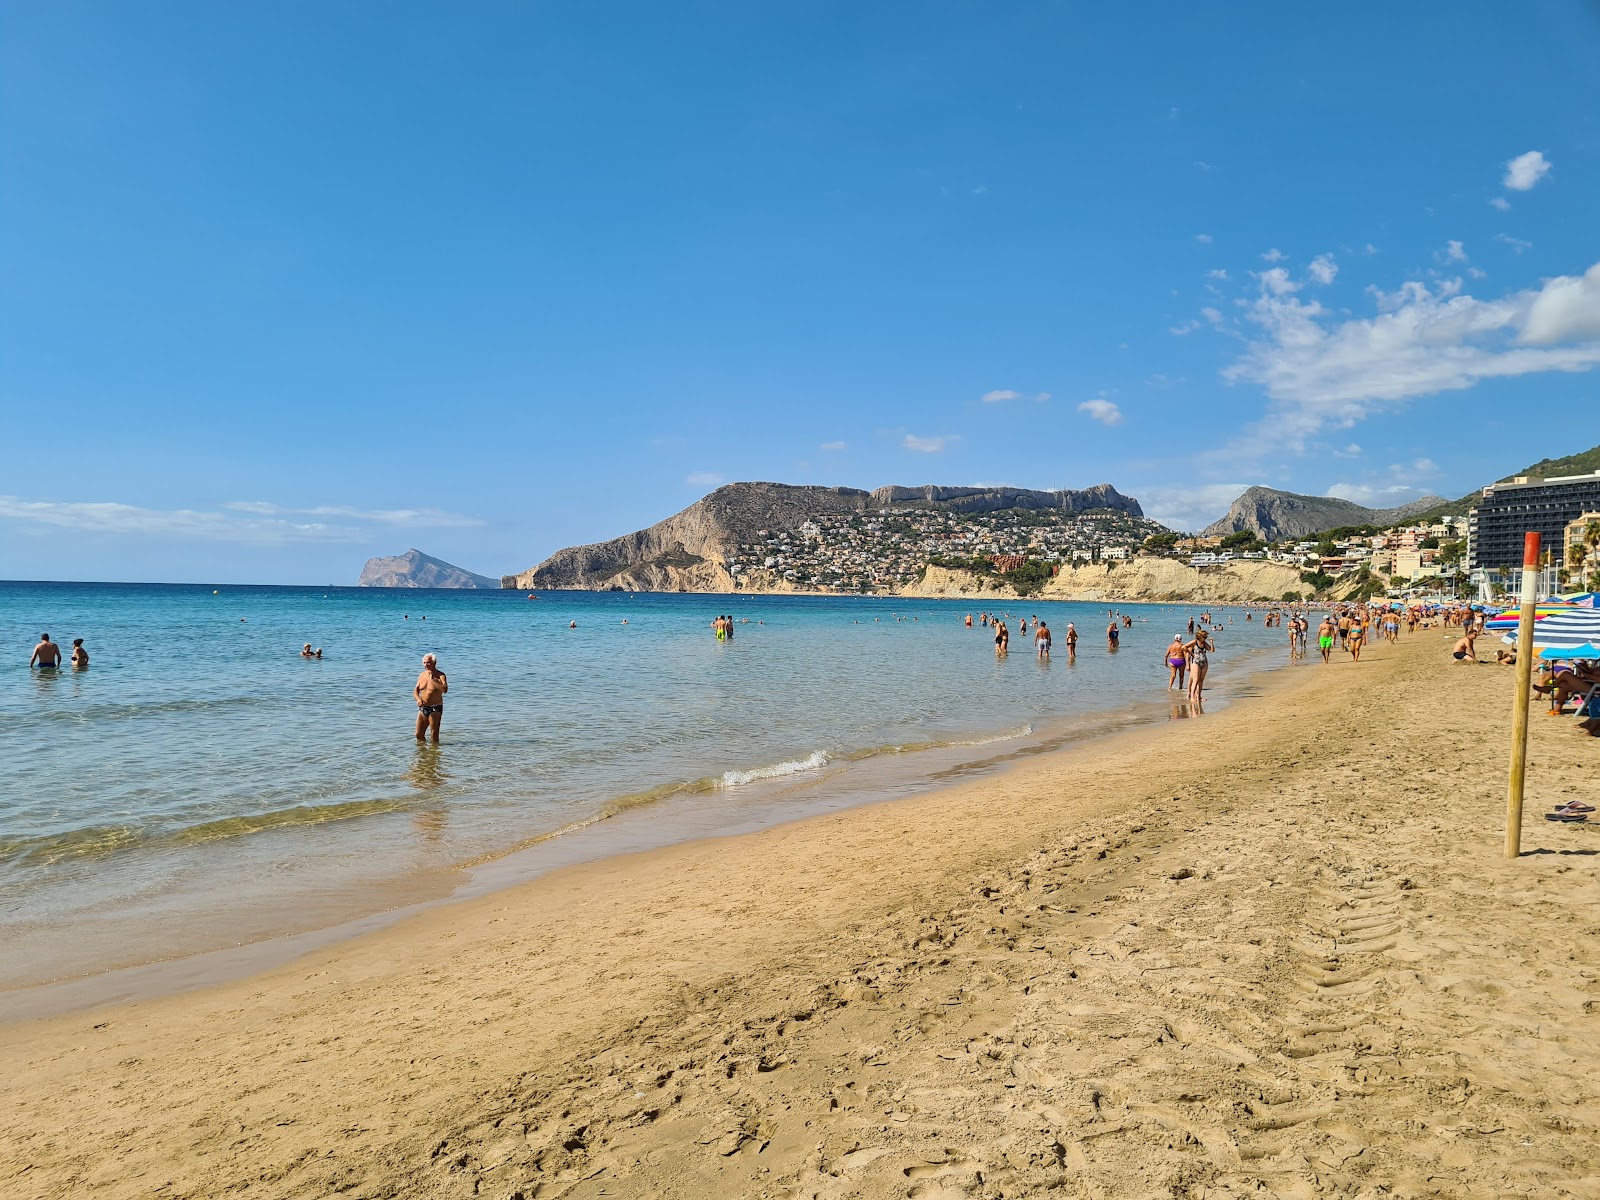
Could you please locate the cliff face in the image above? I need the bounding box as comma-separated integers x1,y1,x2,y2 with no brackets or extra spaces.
358,549,497,589
503,481,1143,590
504,484,872,590
1202,487,1447,542
898,558,1308,604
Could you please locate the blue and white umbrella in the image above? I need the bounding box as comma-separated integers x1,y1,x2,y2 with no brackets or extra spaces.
1503,608,1600,650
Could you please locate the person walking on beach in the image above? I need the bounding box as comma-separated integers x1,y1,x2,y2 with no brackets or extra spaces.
1165,634,1187,690
1347,618,1366,662
1184,629,1211,700
29,634,62,669
414,654,448,742
1317,616,1336,664
70,638,88,668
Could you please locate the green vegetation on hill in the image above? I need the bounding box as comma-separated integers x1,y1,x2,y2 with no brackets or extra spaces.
1408,440,1600,524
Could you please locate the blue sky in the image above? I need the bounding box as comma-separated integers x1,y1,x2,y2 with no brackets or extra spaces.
3,2,1599,583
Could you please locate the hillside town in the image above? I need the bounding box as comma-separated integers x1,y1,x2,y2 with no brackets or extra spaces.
722,504,1492,598
726,505,1167,591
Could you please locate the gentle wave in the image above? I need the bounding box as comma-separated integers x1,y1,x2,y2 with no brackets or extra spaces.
454,726,1038,868
1,797,415,868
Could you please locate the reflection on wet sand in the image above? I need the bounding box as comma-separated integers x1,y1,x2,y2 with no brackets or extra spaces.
409,746,449,843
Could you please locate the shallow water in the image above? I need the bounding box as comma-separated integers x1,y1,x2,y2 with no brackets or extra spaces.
3,582,1289,987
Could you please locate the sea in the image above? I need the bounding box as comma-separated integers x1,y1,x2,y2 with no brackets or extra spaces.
2,582,1295,1000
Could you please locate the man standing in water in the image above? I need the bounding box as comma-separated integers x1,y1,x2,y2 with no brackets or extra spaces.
29,633,62,669
414,653,448,742
1106,620,1120,650
1035,621,1051,659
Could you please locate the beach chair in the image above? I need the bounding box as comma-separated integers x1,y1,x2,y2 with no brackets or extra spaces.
1572,683,1600,722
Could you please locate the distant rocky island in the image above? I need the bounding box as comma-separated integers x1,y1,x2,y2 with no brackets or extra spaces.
1202,487,1447,543
502,481,1155,593
358,548,497,589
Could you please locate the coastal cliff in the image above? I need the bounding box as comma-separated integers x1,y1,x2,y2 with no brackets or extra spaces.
899,558,1308,603
358,549,497,589
503,480,1146,591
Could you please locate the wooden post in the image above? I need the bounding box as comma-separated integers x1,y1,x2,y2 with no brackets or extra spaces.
1506,531,1541,858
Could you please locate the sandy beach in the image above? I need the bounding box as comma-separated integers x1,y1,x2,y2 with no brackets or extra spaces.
5,632,1600,1199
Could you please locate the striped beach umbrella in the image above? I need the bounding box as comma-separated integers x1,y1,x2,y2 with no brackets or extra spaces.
1502,609,1600,649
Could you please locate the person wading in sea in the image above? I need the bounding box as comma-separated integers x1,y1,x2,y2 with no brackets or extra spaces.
29,633,62,669
414,653,448,742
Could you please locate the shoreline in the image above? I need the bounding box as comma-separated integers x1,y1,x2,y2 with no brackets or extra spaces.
0,635,1293,1020
13,632,1597,1197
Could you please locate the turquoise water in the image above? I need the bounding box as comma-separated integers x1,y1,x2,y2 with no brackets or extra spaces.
2,582,1288,988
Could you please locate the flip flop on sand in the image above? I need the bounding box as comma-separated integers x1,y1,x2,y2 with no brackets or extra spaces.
1545,812,1589,823
1555,802,1596,813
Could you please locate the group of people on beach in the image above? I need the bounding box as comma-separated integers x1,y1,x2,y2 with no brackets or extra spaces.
28,633,87,670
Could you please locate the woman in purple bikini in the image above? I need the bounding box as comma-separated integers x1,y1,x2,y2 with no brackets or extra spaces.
1165,634,1187,691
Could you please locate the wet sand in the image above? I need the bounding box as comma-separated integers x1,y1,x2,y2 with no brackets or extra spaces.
4,632,1599,1198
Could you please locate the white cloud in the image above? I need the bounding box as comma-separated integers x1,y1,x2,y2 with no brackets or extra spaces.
1220,258,1600,453
1261,248,1286,263
1503,150,1551,192
1332,443,1363,458
903,434,952,453
1170,320,1202,335
1489,196,1511,212
0,497,365,543
1077,398,1123,426
1136,482,1253,532
685,471,725,488
1256,267,1299,296
980,389,1021,403
1195,233,1213,244
1307,254,1339,285
1206,268,1229,281
223,502,482,527
819,440,847,452
1324,482,1426,507
1200,306,1223,325
1442,240,1467,263
1522,261,1600,344
1467,267,1487,280
1363,243,1379,256
1495,233,1532,254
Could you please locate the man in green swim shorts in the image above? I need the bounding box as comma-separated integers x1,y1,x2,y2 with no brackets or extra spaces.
1317,616,1336,664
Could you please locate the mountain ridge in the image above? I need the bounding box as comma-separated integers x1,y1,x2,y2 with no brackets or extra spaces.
1200,488,1448,542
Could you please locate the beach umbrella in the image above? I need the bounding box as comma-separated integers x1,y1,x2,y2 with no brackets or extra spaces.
1501,609,1600,649
1537,645,1600,659
1561,592,1599,608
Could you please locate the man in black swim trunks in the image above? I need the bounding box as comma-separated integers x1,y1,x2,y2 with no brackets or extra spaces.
30,633,62,669
414,653,448,741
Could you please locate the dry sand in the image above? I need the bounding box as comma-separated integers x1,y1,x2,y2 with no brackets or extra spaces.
4,633,1600,1199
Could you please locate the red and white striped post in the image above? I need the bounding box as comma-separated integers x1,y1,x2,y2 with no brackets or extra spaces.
1506,531,1541,858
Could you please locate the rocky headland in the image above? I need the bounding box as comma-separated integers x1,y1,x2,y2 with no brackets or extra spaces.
502,481,1147,592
